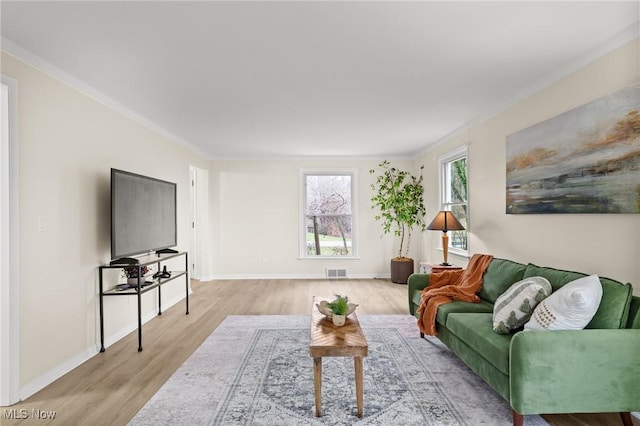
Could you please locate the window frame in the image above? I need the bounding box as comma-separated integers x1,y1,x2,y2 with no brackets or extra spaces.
299,168,358,259
438,145,469,259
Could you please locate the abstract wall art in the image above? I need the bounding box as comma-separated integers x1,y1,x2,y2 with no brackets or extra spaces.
506,85,640,214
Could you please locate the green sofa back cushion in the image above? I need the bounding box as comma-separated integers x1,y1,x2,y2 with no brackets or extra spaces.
523,263,633,329
478,258,527,304
628,297,640,329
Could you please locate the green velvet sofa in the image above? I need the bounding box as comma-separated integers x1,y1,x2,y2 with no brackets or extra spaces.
408,258,640,426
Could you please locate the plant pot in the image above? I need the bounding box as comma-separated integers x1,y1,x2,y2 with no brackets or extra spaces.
332,314,346,326
390,257,414,284
127,277,143,286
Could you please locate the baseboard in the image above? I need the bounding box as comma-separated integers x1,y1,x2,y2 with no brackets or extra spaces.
16,291,190,403
18,346,96,403
208,273,391,280
632,411,640,425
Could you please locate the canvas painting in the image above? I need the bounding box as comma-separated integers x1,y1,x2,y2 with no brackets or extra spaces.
506,85,640,214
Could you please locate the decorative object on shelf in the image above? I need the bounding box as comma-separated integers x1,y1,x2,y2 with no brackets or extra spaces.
122,265,151,285
370,160,427,284
427,211,465,266
316,295,357,326
152,265,171,280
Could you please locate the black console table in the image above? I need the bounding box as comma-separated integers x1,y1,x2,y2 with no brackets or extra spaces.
99,251,189,352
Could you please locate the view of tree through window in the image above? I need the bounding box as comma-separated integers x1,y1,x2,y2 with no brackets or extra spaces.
443,153,468,252
304,174,353,257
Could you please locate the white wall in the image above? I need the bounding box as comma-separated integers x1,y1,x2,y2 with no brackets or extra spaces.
208,158,419,278
417,38,640,293
1,52,209,398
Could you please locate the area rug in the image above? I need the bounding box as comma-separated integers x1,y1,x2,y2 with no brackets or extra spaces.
129,315,547,426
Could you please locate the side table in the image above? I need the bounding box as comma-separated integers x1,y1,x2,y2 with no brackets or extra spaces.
419,262,463,274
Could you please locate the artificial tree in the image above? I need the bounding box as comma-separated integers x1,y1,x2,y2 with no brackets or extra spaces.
370,160,427,283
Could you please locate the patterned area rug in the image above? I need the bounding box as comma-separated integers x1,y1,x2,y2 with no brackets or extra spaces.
129,315,547,425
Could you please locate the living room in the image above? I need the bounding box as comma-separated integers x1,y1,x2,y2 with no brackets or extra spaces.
1,1,639,425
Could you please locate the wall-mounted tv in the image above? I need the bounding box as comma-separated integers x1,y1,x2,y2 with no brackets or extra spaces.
111,168,177,262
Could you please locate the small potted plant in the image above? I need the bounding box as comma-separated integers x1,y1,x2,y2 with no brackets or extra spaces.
122,265,151,286
328,294,349,326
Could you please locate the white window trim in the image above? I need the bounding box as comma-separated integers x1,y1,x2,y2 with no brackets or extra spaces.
438,145,470,259
298,168,359,260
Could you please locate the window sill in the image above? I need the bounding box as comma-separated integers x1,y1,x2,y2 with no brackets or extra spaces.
436,247,470,259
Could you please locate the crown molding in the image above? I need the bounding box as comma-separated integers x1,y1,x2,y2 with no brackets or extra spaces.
414,22,640,159
1,37,212,160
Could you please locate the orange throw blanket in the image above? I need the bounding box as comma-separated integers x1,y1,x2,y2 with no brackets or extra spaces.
417,253,494,336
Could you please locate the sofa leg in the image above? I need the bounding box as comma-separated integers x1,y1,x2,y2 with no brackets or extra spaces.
420,332,424,338
620,412,632,426
512,410,523,426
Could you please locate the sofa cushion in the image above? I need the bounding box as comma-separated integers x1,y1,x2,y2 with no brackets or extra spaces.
446,313,511,375
592,277,634,329
522,263,586,292
628,297,640,329
411,289,494,325
525,275,602,330
478,258,527,304
435,300,494,326
523,263,633,329
492,277,552,334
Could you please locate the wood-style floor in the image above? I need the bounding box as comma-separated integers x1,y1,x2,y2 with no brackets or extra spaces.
2,279,625,426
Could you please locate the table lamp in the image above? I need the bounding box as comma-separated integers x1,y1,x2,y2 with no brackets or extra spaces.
427,211,465,266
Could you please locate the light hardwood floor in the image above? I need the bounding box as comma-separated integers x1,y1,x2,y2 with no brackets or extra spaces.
2,279,625,426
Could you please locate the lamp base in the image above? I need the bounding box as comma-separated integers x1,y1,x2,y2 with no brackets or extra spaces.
439,262,452,266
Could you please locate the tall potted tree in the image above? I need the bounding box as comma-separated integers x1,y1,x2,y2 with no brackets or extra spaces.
370,160,426,284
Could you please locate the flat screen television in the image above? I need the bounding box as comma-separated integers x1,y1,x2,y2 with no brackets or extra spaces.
111,168,177,262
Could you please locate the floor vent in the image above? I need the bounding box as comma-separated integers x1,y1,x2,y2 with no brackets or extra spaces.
326,268,347,279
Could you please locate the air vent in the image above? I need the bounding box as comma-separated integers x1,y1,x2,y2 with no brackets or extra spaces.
326,268,347,279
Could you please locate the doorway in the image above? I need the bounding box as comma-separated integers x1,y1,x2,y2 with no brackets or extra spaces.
189,166,210,280
1,76,19,406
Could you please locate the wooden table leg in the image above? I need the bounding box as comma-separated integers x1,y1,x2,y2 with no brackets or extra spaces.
313,357,322,417
354,356,364,418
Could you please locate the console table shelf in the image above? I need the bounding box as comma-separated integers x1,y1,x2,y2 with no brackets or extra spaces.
99,251,189,352
103,271,187,296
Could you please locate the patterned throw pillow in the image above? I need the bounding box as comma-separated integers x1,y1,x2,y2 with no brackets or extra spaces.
524,274,603,331
492,277,552,334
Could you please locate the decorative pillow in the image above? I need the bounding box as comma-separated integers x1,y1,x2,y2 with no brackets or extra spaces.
524,274,603,331
492,277,552,334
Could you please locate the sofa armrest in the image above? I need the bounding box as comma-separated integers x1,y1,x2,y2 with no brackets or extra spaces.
407,273,431,316
509,329,640,415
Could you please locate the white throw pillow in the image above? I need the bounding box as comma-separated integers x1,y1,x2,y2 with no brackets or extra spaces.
524,274,603,331
492,277,552,334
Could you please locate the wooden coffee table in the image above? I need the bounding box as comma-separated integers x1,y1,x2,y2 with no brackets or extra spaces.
309,296,368,418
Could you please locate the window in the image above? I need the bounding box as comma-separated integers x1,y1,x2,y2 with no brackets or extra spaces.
440,146,469,256
300,170,356,258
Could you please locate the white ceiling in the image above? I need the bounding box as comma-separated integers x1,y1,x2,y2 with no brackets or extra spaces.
1,1,638,159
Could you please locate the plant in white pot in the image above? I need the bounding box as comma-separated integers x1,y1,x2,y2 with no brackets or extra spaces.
370,160,426,284
327,295,350,326
122,265,151,286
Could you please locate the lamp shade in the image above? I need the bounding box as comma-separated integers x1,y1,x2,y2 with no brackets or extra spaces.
426,211,465,232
